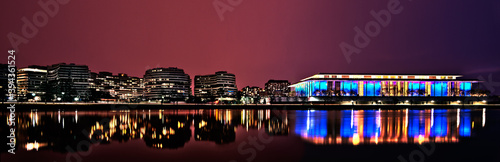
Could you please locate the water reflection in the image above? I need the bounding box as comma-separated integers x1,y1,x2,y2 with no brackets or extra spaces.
2,109,288,152
294,109,484,145
1,108,486,153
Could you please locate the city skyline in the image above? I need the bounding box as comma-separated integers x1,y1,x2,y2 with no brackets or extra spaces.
11,62,486,91
1,0,499,93
7,62,492,105
2,1,500,161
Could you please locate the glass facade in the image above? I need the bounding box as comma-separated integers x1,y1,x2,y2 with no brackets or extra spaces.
292,76,475,97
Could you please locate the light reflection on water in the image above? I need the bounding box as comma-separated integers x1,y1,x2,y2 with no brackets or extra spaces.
293,109,481,145
1,108,486,152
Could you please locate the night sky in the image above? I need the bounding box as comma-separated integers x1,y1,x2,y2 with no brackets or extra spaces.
1,0,499,93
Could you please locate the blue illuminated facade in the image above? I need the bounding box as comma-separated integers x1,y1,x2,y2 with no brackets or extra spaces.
291,74,477,97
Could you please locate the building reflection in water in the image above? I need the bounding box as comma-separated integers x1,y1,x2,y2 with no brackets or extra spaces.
2,109,289,152
1,108,485,153
294,108,484,145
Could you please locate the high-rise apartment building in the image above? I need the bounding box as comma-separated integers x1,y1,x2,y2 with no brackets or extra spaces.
194,71,237,101
144,67,191,101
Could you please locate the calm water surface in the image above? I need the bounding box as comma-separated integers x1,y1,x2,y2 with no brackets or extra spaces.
2,107,500,162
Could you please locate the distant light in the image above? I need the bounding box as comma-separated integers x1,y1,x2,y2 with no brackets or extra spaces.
308,97,319,102
431,100,434,103
32,93,36,96
74,97,79,101
482,100,487,103
352,133,360,145
405,100,409,103
377,100,381,102
57,97,61,101
418,135,425,144
457,100,461,103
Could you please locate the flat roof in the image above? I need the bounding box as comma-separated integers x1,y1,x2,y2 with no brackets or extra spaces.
316,73,463,76
290,73,478,86
301,74,463,82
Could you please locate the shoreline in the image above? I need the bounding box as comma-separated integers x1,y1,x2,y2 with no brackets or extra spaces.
2,103,499,111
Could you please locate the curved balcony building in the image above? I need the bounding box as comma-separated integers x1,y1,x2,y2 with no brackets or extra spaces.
143,67,191,101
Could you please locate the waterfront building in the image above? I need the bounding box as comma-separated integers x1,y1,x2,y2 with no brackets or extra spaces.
17,65,47,101
143,67,191,101
290,73,478,97
265,80,290,97
115,73,144,101
90,72,144,101
241,86,261,97
240,86,264,104
194,71,237,101
47,63,91,101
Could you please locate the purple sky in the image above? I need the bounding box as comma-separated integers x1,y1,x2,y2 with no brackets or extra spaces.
1,0,500,93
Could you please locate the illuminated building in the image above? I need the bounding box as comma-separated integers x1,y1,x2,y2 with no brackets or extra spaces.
240,86,262,104
290,73,478,97
265,80,290,97
194,71,237,101
47,63,91,101
90,72,144,101
144,67,191,101
116,73,144,101
17,66,47,101
241,86,261,97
